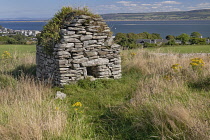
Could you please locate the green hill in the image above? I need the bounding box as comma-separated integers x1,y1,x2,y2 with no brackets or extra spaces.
101,9,210,21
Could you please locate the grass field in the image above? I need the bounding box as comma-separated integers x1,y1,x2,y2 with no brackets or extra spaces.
0,45,36,54
146,45,210,53
0,44,209,55
0,45,210,139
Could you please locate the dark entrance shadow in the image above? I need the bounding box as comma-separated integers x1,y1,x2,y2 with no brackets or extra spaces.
10,64,36,79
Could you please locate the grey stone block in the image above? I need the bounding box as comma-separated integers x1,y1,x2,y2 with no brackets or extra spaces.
66,38,81,43
68,27,85,31
66,43,75,48
81,58,109,67
79,15,91,19
93,36,108,39
80,35,93,41
88,40,97,44
84,51,98,57
69,23,82,27
77,30,86,34
67,31,76,35
68,34,81,38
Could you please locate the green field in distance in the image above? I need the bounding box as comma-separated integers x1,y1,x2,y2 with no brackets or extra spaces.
0,45,36,54
146,45,210,53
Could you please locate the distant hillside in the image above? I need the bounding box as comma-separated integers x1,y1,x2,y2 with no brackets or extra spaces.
101,9,210,21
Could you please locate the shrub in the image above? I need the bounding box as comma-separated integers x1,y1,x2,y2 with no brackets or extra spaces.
0,35,27,45
165,39,176,46
176,33,190,45
143,42,157,48
189,38,206,45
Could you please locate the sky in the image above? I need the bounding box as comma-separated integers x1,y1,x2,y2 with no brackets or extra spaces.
0,0,210,19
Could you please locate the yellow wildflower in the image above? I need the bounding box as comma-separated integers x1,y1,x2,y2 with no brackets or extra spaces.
131,52,136,56
72,102,82,107
1,51,12,59
171,64,182,71
190,58,204,66
163,75,173,81
190,62,198,66
55,107,60,111
190,58,204,70
130,52,136,58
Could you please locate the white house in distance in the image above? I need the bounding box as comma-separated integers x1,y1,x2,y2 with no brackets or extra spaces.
0,26,40,37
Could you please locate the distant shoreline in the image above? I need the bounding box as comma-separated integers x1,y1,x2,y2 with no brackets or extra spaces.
104,19,210,21
0,20,48,22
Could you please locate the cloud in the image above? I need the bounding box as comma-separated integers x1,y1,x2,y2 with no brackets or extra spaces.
141,4,152,6
95,0,184,14
116,1,130,4
116,1,131,3
93,4,121,13
187,3,210,10
160,1,181,5
116,1,137,7
153,4,162,6
198,3,210,7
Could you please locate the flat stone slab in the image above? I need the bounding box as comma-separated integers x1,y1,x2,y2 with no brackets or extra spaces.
81,58,109,66
80,35,93,41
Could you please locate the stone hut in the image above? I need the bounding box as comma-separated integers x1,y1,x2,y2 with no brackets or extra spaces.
36,13,121,86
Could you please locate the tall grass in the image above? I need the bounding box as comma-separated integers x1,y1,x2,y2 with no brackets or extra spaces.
0,53,68,139
0,76,67,139
0,49,209,139
120,50,210,139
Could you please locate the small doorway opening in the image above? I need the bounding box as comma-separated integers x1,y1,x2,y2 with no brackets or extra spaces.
87,66,98,77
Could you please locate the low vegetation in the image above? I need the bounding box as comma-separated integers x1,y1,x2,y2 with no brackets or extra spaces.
0,34,36,45
0,45,209,139
114,32,162,49
115,31,209,49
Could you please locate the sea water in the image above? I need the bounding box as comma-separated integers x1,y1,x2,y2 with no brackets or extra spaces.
0,20,210,38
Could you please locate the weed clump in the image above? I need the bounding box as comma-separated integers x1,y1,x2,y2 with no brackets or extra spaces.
1,51,12,59
190,57,204,71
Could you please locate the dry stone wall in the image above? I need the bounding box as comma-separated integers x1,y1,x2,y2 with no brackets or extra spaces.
36,14,121,86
